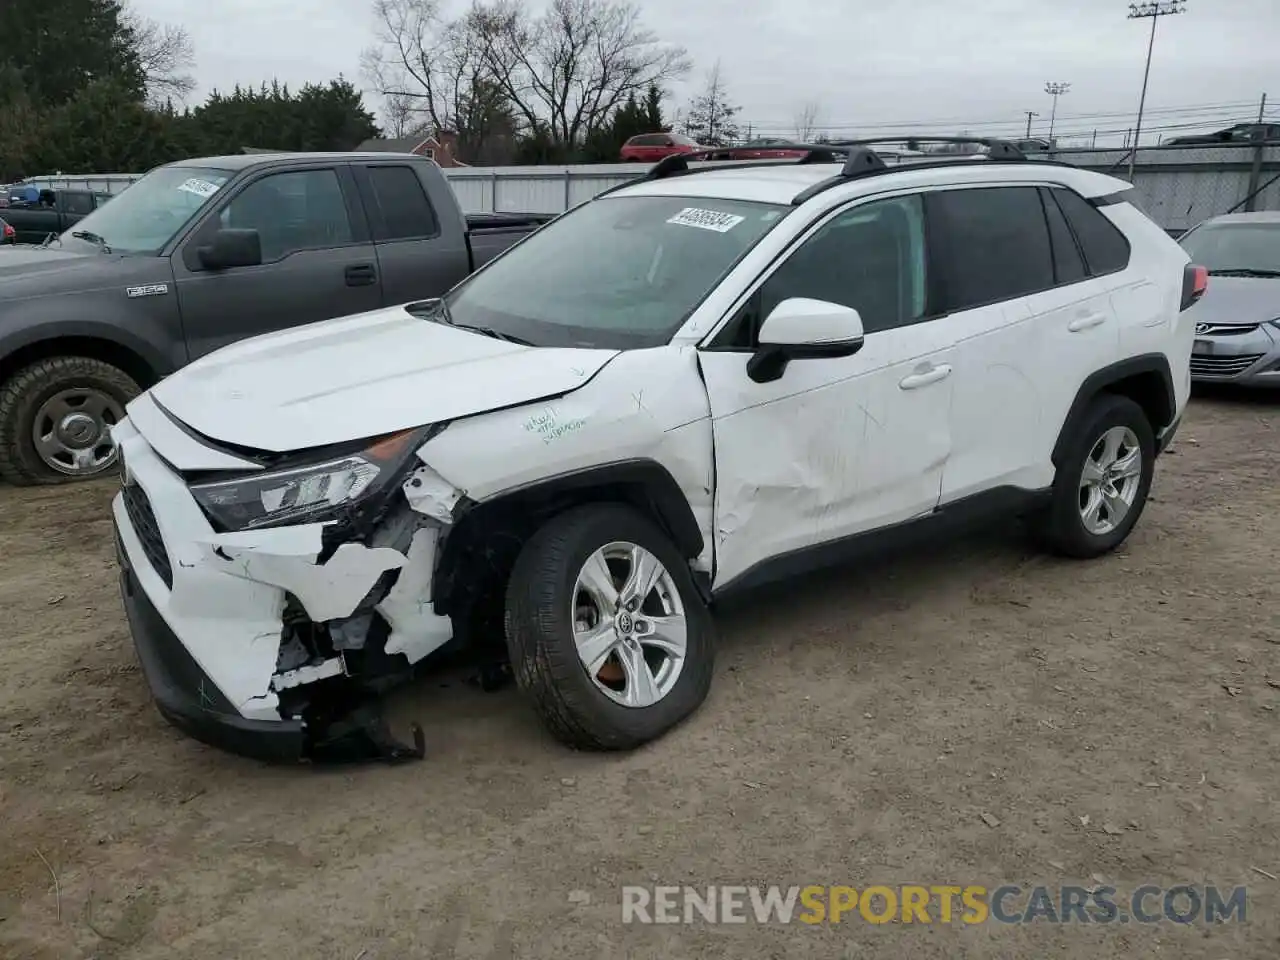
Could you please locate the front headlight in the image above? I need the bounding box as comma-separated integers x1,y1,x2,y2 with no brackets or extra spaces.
191,428,428,532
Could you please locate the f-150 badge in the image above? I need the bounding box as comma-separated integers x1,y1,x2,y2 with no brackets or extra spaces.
126,284,170,298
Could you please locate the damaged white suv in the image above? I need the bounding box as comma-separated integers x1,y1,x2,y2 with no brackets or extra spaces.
112,141,1205,763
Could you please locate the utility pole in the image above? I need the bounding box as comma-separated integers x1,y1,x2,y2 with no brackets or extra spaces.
1024,111,1039,139
1044,82,1070,143
1127,2,1187,182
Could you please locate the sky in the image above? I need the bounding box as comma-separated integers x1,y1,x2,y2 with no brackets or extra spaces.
129,0,1280,148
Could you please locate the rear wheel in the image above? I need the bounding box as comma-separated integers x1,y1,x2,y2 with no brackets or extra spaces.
504,504,714,750
1035,394,1155,558
0,357,139,485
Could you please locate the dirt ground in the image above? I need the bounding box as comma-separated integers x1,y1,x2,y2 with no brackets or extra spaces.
1,390,1277,960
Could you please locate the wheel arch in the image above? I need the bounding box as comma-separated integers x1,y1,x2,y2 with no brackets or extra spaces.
1051,354,1176,468
430,458,706,621
0,330,167,392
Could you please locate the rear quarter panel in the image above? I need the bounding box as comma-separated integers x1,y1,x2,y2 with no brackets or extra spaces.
1104,201,1194,417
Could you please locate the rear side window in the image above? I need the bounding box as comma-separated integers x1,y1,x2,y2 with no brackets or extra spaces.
1050,188,1130,275
629,134,667,147
1039,187,1088,284
930,186,1054,311
365,165,440,241
62,192,94,215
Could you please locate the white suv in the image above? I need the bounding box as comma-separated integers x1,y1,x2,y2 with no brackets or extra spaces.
110,141,1204,763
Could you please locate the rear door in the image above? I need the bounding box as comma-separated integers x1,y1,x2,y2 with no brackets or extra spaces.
350,162,471,306
931,185,1120,502
173,163,384,359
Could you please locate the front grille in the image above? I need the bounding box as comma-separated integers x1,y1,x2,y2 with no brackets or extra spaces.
1195,323,1260,336
122,481,173,588
1189,354,1264,378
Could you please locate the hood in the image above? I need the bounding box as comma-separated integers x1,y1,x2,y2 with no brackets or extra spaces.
146,304,621,453
0,244,137,302
1185,276,1280,327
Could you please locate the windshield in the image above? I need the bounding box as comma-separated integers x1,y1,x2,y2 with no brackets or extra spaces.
440,195,788,349
56,165,232,254
1180,222,1280,275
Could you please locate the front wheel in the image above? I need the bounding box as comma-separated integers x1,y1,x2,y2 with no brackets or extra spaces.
504,504,715,751
1034,394,1156,558
0,357,140,485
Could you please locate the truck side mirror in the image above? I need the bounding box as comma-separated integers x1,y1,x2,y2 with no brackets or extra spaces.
197,228,262,270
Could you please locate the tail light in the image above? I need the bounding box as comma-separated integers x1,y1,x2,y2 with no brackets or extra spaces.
1181,263,1207,311
2,223,12,239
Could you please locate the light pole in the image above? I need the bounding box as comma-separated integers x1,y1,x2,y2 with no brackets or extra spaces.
1044,82,1070,144
1127,2,1187,181
1024,110,1039,139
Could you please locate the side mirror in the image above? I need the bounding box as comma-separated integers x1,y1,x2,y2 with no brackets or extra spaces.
747,297,865,384
197,228,262,270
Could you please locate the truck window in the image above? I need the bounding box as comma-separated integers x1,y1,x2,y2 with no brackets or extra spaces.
62,192,95,216
364,165,440,241
217,169,354,263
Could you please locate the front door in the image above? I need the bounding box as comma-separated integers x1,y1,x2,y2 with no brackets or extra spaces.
173,164,383,360
697,193,956,590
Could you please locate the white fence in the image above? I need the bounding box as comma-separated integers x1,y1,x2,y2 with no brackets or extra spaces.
16,144,1280,234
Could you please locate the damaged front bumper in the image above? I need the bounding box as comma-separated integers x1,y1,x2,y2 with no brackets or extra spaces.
111,419,456,764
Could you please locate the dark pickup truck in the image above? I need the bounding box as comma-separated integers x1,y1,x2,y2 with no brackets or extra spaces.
2,187,107,243
0,151,553,484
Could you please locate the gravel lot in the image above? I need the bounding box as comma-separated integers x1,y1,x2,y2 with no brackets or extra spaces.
1,391,1277,960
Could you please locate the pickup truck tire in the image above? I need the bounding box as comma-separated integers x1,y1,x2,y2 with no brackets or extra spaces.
504,503,714,751
1034,393,1155,559
0,357,140,485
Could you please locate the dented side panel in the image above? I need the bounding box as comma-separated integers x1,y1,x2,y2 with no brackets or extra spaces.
416,346,716,571
696,324,958,590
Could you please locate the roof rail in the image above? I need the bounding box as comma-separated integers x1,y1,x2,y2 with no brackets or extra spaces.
789,136,1027,206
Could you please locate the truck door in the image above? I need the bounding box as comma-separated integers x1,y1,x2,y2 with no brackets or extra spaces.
349,162,471,306
172,163,384,360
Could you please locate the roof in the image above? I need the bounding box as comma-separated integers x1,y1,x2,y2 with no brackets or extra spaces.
355,137,434,153
164,151,437,171
1198,211,1280,225
607,157,1133,206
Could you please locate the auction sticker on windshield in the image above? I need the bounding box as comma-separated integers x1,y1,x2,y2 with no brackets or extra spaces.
667,207,746,233
177,178,222,199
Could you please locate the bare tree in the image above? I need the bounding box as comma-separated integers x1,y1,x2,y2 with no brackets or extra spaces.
683,60,739,146
123,6,196,105
793,100,822,142
469,0,689,147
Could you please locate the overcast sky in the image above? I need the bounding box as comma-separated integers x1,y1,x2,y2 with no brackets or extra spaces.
131,0,1278,147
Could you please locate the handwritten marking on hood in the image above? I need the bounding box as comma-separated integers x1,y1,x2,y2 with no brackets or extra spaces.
523,406,586,444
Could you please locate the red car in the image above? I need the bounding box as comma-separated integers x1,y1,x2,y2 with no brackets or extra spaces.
620,132,703,163
0,217,14,244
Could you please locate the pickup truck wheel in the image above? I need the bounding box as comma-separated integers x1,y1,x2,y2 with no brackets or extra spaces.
504,504,714,751
1035,393,1155,559
0,357,140,485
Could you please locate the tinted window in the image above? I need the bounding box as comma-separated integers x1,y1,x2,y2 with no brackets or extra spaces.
1051,188,1130,275
1039,187,1087,284
630,134,666,146
366,165,440,240
62,192,94,215
1179,222,1280,273
932,187,1054,310
218,169,353,263
724,195,927,346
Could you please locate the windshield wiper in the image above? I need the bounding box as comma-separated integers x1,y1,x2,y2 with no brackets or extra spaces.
1207,267,1280,278
409,298,535,345
70,230,112,253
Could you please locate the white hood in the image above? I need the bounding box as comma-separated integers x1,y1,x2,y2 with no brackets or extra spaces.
145,305,619,452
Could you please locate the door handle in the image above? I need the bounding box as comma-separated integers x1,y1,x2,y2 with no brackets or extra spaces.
345,263,377,287
899,364,952,390
1067,312,1108,332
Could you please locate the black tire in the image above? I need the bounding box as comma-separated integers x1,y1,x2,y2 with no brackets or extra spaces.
0,356,140,486
504,503,715,751
1035,393,1156,559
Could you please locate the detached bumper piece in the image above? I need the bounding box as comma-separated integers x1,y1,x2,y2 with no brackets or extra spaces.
116,525,425,766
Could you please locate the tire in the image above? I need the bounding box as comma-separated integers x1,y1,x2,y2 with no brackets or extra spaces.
1035,393,1156,559
0,356,140,486
504,503,715,751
